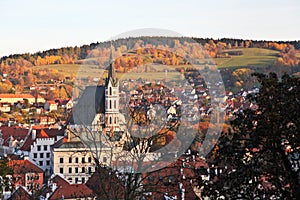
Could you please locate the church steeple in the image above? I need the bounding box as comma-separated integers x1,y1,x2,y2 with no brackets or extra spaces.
104,41,121,134
106,43,117,87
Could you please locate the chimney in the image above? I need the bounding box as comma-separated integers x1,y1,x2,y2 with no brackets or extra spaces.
32,130,36,140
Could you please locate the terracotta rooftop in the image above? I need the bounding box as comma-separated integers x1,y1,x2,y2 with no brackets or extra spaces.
8,159,43,174
51,175,70,188
49,183,95,200
0,94,35,99
86,167,125,199
20,128,65,151
47,101,57,104
8,186,31,200
0,126,29,146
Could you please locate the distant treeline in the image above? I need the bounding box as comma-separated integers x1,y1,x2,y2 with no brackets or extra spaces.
1,37,300,63
0,36,299,95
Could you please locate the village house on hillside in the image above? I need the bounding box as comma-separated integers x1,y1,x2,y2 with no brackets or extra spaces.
8,159,44,192
0,125,65,178
44,100,58,112
0,94,45,105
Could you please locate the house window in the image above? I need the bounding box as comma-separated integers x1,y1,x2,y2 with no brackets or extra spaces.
75,177,79,183
43,145,47,151
46,153,50,158
37,145,41,151
59,157,64,163
88,157,92,163
68,178,72,183
75,157,78,163
46,160,50,166
103,157,107,163
39,161,43,166
33,153,37,158
69,167,72,173
82,167,85,173
16,175,21,181
69,157,72,163
88,167,92,174
35,175,39,180
82,177,85,184
59,167,64,174
40,153,44,158
82,157,85,163
75,167,78,173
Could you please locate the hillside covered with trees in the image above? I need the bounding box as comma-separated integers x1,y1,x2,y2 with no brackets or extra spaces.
0,37,299,96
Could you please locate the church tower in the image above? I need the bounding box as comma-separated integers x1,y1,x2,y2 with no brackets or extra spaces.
105,47,121,133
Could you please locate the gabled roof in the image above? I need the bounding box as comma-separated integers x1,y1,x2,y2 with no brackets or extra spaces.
8,159,43,174
51,175,70,188
8,186,31,200
49,183,95,200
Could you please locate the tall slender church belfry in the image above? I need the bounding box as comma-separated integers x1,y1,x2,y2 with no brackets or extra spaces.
105,47,121,133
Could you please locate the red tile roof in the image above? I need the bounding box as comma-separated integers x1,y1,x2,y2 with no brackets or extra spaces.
49,184,95,200
0,94,35,99
51,175,70,188
0,126,29,146
47,101,57,105
8,186,31,200
8,159,43,174
86,167,125,199
20,128,64,151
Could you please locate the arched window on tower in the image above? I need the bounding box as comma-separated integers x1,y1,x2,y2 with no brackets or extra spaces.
109,87,112,96
109,100,112,109
114,100,116,109
114,117,117,124
109,116,112,124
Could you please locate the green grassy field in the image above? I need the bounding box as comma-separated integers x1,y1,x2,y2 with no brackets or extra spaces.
33,48,281,79
33,64,105,78
119,71,181,81
213,48,280,68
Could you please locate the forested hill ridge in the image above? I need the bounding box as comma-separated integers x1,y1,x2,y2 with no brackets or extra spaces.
1,37,300,65
0,37,299,95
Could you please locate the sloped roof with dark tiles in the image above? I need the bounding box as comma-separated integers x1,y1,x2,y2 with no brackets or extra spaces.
8,186,31,200
70,86,105,126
